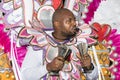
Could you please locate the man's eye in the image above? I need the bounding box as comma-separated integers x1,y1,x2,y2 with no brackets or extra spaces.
66,20,71,24
68,19,72,22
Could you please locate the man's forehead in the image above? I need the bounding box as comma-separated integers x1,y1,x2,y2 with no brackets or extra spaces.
53,9,75,21
63,13,75,19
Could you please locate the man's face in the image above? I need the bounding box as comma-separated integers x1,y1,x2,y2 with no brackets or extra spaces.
59,12,79,38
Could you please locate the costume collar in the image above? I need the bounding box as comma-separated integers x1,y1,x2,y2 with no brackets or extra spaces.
46,31,77,47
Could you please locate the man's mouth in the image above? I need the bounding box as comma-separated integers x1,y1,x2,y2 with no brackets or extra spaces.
73,27,80,34
69,27,79,36
74,27,80,32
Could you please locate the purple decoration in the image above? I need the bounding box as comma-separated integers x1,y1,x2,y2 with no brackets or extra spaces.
15,45,27,67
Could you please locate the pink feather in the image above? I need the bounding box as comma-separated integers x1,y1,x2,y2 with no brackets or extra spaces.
0,24,11,53
105,29,120,80
84,0,102,23
0,24,27,67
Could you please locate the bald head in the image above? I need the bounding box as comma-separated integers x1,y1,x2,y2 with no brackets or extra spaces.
52,8,74,24
52,8,78,40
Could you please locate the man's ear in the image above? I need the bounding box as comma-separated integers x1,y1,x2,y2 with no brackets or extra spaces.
53,21,60,29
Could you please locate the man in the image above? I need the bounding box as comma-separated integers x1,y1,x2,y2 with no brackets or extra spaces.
21,8,98,80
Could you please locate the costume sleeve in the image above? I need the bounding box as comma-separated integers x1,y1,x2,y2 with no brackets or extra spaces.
21,46,48,80
84,64,98,80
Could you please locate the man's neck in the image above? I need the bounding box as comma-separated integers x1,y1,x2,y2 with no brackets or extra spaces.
52,32,68,42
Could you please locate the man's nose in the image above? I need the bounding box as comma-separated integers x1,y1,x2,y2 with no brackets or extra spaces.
75,21,78,27
73,21,77,27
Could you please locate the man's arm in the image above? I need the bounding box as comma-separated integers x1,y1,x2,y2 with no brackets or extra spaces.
77,53,98,80
21,46,65,80
84,64,98,80
21,46,48,80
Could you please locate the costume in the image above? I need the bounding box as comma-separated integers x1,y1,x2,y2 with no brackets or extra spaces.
1,0,120,80
19,24,98,80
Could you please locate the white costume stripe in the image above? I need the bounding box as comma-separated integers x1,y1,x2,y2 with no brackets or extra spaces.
22,0,33,27
11,30,25,80
92,46,105,80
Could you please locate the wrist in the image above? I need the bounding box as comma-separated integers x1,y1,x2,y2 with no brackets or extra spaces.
82,63,94,73
46,63,51,72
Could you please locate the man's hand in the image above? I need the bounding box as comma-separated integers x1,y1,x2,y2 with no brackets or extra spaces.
77,53,92,69
46,56,65,72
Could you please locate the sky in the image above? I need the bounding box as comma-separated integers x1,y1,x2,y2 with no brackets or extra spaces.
92,0,120,33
